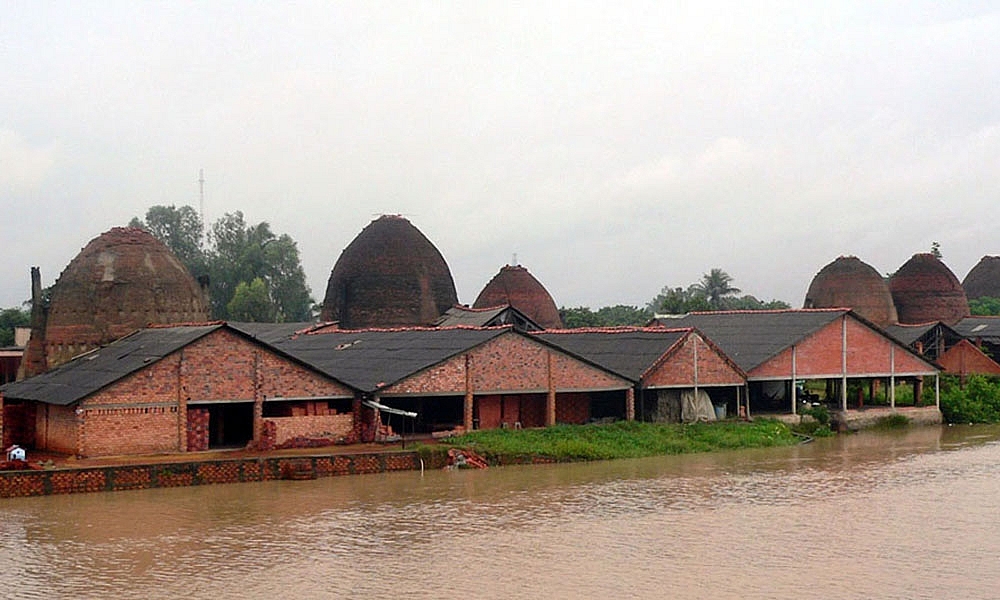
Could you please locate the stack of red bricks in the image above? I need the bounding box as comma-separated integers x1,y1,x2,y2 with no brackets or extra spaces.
186,408,210,451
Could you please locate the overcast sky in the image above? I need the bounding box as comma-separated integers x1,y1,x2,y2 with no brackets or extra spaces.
2,2,998,312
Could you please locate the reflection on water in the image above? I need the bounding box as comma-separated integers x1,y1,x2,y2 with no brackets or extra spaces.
3,425,1000,599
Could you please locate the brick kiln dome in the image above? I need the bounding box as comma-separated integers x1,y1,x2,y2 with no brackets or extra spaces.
803,256,898,328
473,264,564,329
889,253,970,325
321,215,458,328
43,227,211,368
962,256,1000,300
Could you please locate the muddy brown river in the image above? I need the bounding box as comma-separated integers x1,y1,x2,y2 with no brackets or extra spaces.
3,425,1000,599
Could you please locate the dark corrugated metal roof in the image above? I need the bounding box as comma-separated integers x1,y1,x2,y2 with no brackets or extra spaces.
665,310,846,372
272,327,509,392
228,321,316,344
434,306,509,327
434,305,543,331
534,329,689,381
885,322,939,346
953,317,1000,343
1,325,223,405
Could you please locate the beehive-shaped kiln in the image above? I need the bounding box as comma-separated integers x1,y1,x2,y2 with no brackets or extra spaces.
473,264,564,329
803,256,898,328
962,256,1000,300
889,253,970,325
321,215,458,328
39,227,210,370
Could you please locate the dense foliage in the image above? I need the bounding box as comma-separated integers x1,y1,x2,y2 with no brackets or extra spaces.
558,269,790,328
0,307,30,347
939,374,1000,424
131,205,313,322
969,296,1000,316
559,305,652,328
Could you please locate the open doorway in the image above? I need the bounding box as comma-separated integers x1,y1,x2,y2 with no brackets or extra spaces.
206,402,254,448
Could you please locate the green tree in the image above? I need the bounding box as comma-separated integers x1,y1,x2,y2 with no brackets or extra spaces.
0,307,30,347
647,286,711,314
724,295,791,310
559,307,604,328
690,268,741,309
226,278,275,322
131,206,313,322
970,297,1000,316
207,211,313,322
130,205,207,277
559,305,652,328
594,305,652,326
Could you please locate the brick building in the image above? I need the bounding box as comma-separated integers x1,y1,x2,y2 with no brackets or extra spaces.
535,327,745,423
269,326,633,436
655,309,940,416
1,323,357,457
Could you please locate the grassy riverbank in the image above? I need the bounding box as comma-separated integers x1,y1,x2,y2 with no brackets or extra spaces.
423,420,800,463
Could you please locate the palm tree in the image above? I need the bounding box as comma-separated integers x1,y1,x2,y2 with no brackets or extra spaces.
691,268,741,309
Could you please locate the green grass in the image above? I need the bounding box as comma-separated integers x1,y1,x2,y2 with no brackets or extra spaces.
420,420,800,463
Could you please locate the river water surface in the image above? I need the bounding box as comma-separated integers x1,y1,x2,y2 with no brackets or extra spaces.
3,425,1000,599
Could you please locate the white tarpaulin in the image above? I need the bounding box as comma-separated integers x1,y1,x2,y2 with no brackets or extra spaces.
681,389,716,423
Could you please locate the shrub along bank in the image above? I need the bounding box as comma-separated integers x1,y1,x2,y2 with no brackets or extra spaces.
939,374,1000,424
420,420,799,464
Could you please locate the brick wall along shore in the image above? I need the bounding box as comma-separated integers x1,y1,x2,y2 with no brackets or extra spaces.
0,450,436,498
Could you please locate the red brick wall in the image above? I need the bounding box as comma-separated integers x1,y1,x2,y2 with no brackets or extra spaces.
36,404,78,454
753,316,934,379
80,406,179,457
386,332,628,395
645,334,745,388
476,395,502,429
556,393,590,424
2,402,36,449
939,340,1000,377
267,414,354,445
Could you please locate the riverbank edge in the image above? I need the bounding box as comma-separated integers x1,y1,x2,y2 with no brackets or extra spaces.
0,450,448,498
1,408,943,499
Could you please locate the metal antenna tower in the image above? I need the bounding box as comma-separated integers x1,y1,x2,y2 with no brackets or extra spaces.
198,169,205,226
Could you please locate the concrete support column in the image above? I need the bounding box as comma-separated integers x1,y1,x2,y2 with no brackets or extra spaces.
841,315,848,412
936,374,941,409
464,354,474,431
626,388,635,421
546,352,556,426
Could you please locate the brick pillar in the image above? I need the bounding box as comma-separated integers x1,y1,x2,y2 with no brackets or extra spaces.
177,352,187,452
252,349,263,445
0,392,5,449
626,388,635,421
464,354,474,430
546,352,556,426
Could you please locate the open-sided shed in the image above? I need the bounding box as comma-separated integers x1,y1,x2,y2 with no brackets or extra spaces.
655,309,940,416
